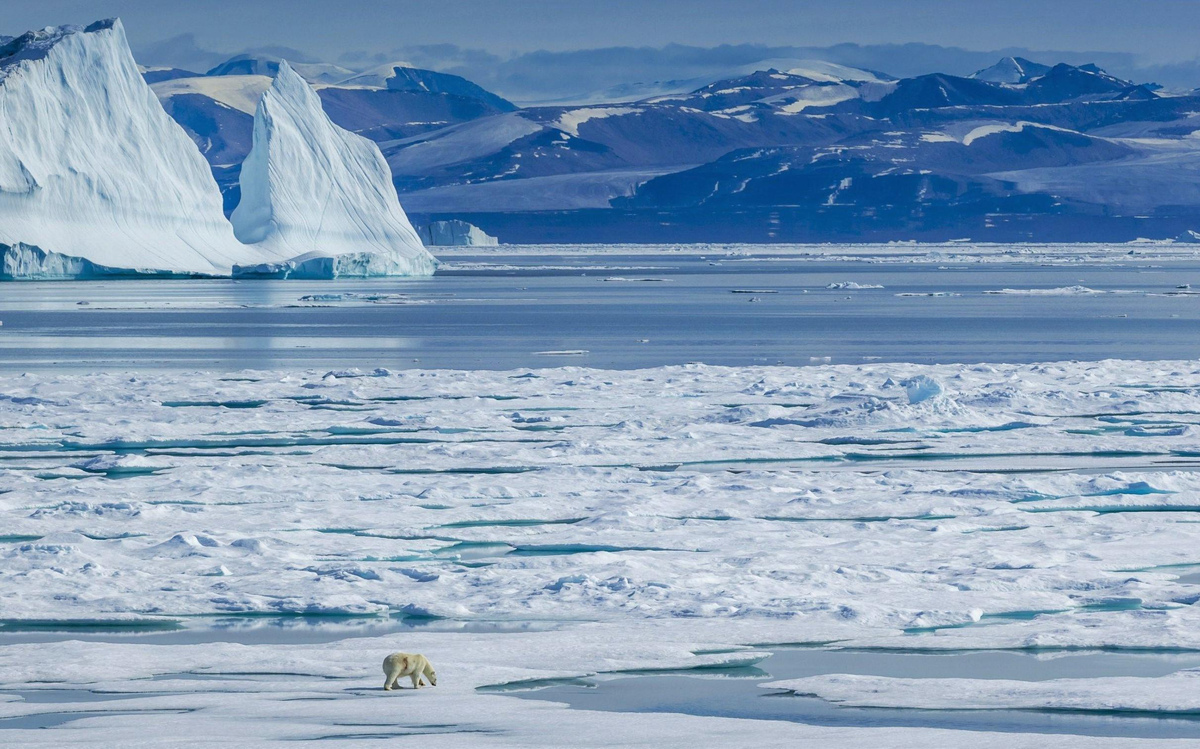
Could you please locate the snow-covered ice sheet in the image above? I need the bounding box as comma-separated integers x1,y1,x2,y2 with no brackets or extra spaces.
765,668,1200,716
5,361,1200,622
9,632,1186,747
5,360,1200,744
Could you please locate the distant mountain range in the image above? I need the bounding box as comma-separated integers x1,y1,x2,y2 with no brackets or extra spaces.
149,51,1200,242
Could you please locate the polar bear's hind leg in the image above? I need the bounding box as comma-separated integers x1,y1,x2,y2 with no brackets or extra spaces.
383,654,409,690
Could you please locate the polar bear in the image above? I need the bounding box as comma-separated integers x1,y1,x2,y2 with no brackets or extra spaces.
383,652,438,690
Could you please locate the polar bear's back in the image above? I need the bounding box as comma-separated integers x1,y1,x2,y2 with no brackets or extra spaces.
383,652,424,673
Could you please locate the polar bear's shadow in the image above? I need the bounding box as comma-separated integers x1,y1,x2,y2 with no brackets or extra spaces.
344,685,427,696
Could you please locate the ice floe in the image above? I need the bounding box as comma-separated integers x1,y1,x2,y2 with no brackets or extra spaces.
6,361,1200,744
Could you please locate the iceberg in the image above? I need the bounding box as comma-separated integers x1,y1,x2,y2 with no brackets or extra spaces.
231,62,436,278
0,20,266,277
417,219,499,246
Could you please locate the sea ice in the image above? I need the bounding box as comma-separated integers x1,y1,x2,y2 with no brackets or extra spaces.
5,361,1200,744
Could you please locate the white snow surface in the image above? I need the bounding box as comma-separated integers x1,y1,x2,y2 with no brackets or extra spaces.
0,20,267,276
230,62,435,277
6,360,1200,743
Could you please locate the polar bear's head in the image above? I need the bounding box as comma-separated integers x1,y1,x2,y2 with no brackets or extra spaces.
426,665,437,686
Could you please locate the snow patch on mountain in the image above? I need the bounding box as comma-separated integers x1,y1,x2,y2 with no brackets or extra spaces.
553,107,639,136
230,62,435,278
151,74,272,115
0,19,266,277
721,58,887,84
770,83,859,113
961,121,1078,146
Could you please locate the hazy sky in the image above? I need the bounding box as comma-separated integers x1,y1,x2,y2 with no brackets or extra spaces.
8,0,1200,64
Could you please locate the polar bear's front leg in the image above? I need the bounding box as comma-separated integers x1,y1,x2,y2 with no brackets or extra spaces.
410,671,423,688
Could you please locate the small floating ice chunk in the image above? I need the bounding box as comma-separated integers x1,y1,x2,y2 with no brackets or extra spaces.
533,350,589,356
322,368,391,379
510,412,555,424
825,282,884,290
901,375,943,404
984,286,1105,295
368,416,424,426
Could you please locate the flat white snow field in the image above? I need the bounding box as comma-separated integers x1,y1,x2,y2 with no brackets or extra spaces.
4,361,1200,745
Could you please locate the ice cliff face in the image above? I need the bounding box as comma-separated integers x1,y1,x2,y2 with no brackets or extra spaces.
0,20,262,276
231,62,436,278
417,220,499,247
